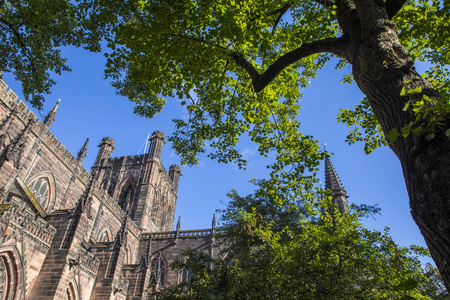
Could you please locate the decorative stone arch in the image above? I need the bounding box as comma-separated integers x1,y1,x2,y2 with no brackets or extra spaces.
117,177,135,211
66,279,79,300
0,245,25,300
149,252,166,287
27,171,57,212
177,256,194,285
97,227,112,243
125,245,133,265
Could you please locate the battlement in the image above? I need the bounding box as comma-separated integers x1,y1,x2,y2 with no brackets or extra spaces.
4,203,58,248
78,245,101,277
102,153,162,167
0,79,88,177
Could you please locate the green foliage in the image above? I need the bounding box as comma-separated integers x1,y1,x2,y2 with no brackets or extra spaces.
4,0,449,205
400,95,450,141
0,0,104,108
337,98,387,154
154,187,432,299
76,0,448,201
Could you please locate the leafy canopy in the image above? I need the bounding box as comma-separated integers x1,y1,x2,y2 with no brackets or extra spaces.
154,188,433,299
92,0,448,203
4,0,448,204
0,0,109,108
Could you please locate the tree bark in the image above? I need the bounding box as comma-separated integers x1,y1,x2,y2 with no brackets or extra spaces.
348,0,450,291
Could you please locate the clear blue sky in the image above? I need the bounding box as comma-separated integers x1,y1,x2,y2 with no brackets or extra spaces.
3,46,430,261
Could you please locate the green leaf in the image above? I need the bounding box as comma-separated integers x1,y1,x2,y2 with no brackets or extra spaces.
400,87,407,96
401,126,411,137
394,278,418,291
407,86,422,95
386,128,399,142
445,128,450,137
403,101,411,111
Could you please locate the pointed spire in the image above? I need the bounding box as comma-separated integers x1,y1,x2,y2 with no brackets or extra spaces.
175,216,181,244
44,99,60,127
324,156,345,192
111,209,129,249
324,154,349,214
50,99,61,115
146,236,152,263
73,174,94,215
0,109,14,133
211,214,216,247
77,138,89,162
3,116,34,167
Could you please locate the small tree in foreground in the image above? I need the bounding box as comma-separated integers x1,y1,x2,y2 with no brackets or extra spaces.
154,187,433,299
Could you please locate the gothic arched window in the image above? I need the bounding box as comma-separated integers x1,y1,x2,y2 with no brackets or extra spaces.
29,177,50,209
98,229,111,243
181,266,193,285
118,180,134,211
0,248,22,300
149,252,166,286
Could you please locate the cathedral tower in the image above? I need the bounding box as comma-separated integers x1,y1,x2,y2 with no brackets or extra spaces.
93,137,115,166
148,131,165,160
324,156,349,213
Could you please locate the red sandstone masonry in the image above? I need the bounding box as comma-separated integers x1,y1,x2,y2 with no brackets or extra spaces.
0,79,204,300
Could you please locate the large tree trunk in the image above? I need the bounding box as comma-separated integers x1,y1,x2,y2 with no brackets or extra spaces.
346,0,450,291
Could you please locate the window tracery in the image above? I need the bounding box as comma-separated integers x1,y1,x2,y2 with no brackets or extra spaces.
29,177,50,209
149,252,165,286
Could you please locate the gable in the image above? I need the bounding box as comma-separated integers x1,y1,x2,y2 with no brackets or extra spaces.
9,177,47,218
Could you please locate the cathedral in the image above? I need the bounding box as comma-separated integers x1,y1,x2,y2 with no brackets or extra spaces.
0,78,347,299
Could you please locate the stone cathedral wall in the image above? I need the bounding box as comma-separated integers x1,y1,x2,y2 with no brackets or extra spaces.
0,79,217,300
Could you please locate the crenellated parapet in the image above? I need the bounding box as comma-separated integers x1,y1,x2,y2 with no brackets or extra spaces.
76,245,101,278
0,202,57,248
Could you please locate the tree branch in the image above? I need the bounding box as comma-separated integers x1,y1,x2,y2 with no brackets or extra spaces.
160,33,233,52
312,0,335,9
385,0,407,19
267,3,292,33
232,37,348,93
